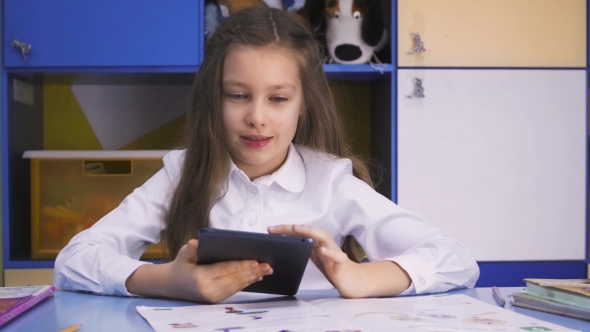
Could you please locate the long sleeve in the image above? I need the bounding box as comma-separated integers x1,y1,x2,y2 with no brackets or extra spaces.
331,166,480,295
54,150,184,296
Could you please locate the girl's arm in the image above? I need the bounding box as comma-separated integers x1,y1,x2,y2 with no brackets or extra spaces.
55,150,271,302
270,164,479,298
54,160,174,296
125,239,272,303
270,224,412,298
329,170,480,296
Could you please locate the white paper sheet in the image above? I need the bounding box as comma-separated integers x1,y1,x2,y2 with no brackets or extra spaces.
71,84,191,150
137,300,365,332
310,294,578,332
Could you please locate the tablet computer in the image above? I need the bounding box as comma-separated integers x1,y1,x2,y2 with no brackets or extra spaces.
197,228,314,296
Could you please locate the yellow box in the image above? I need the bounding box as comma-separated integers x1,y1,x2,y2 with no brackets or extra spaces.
24,150,169,260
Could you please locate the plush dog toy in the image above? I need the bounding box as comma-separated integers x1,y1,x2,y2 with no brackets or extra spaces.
205,0,307,39
308,0,389,64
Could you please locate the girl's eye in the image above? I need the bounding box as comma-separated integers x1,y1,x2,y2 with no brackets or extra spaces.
270,96,288,102
353,11,360,19
228,93,247,100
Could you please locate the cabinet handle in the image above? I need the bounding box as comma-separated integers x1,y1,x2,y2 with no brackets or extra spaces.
410,33,425,54
10,38,32,61
407,78,425,99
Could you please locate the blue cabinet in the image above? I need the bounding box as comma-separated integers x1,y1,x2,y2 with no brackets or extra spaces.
5,0,201,68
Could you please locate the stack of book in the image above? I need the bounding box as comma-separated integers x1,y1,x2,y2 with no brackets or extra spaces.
512,279,590,321
0,285,55,326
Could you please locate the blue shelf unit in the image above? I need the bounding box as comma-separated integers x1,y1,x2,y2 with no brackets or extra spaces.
1,0,588,288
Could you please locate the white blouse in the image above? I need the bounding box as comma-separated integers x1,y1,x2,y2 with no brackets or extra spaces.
54,144,479,296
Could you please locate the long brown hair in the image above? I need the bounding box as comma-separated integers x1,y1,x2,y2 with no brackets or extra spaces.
164,6,373,260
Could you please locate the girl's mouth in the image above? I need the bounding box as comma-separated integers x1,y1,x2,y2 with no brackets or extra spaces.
241,136,272,148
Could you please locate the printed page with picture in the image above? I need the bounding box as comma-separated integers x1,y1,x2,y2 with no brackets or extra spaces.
137,300,365,332
309,294,578,332
137,293,578,332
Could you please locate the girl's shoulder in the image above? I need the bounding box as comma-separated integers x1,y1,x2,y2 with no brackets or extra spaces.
162,149,187,179
294,145,353,177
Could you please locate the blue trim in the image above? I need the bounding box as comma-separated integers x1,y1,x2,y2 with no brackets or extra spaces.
5,66,200,73
4,64,393,75
586,74,589,261
399,66,586,70
323,64,393,73
391,72,397,203
4,260,55,269
1,71,7,273
476,261,587,287
3,259,163,269
391,0,398,203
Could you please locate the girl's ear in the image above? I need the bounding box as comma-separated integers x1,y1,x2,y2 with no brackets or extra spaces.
361,0,385,47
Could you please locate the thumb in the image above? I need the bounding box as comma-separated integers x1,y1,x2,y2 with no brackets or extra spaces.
317,246,346,269
176,239,199,264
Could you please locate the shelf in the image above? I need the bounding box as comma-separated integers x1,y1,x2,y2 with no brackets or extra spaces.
3,259,164,269
5,64,394,83
324,64,393,82
3,260,55,269
5,66,200,74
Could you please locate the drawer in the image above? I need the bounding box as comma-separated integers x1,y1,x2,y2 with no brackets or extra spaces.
25,151,167,259
398,0,586,67
5,0,201,67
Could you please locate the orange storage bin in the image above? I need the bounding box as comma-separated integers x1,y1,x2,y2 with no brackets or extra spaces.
24,150,168,260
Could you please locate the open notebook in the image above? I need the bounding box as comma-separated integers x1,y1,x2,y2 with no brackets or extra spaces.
137,293,577,332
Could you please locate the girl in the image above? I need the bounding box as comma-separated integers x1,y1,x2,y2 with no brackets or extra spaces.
55,6,479,304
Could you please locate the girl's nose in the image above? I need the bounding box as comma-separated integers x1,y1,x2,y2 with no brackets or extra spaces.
245,101,267,128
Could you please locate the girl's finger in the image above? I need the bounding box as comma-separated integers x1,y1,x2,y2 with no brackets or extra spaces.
200,260,266,279
291,225,341,250
213,265,274,297
317,246,349,267
267,225,294,234
268,225,341,254
177,239,199,264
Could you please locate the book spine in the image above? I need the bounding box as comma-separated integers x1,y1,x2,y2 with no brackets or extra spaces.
512,301,590,322
0,286,55,326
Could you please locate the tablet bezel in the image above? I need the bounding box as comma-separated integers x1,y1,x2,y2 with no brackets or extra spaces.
196,228,314,296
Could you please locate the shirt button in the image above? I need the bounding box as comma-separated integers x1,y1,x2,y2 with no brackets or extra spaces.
420,277,426,285
247,220,255,226
250,187,258,194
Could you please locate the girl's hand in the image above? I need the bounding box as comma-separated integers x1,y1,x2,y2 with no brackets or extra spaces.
126,239,273,303
267,225,412,298
267,224,364,298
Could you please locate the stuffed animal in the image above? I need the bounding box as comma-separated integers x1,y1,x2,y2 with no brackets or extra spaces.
205,0,307,39
305,0,389,65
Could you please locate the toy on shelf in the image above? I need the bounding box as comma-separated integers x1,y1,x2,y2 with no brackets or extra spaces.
305,0,389,64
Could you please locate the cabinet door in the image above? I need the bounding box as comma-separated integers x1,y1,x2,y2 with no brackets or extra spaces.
398,0,586,67
397,69,586,261
5,0,200,67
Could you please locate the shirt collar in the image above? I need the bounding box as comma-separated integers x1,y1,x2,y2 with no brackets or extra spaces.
229,143,306,193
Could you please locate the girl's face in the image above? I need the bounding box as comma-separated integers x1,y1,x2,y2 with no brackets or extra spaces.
222,45,303,180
